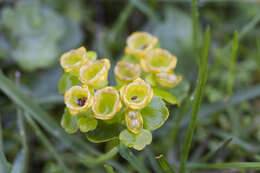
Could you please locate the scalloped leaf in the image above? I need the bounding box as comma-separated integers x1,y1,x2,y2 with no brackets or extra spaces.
86,121,123,143
140,96,169,131
61,108,78,134
58,73,80,94
119,129,152,150
153,87,179,105
77,117,98,133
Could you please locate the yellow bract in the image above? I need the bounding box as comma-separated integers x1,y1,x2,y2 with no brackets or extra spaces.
79,59,110,89
155,72,182,88
125,109,143,134
120,78,153,110
60,47,87,75
92,87,122,120
64,85,93,115
125,32,158,59
114,61,141,85
141,48,177,73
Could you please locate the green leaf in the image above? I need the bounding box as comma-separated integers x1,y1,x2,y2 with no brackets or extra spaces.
58,73,79,94
156,154,176,173
168,79,190,104
119,129,152,150
104,164,115,173
61,108,78,134
119,142,150,173
153,88,179,105
11,150,25,173
141,96,169,131
77,117,97,133
180,27,210,173
86,121,122,143
0,116,10,173
87,51,97,61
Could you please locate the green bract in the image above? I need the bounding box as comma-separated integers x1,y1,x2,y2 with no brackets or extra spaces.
59,31,184,150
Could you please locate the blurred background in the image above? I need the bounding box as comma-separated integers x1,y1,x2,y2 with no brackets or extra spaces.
0,0,260,172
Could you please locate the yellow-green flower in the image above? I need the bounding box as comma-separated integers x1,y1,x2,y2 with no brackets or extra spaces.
92,87,122,120
125,109,143,134
125,32,158,59
79,59,110,89
155,72,182,88
114,61,141,85
141,48,177,73
60,47,87,75
64,85,93,115
120,78,153,109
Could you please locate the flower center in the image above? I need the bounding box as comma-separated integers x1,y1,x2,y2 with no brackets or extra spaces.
77,97,87,106
139,44,148,50
131,96,137,100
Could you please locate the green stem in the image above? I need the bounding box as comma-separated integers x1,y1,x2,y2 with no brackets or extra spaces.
191,0,199,62
227,31,238,95
24,113,71,173
104,164,116,173
180,27,211,173
82,146,119,165
156,154,176,173
17,110,29,173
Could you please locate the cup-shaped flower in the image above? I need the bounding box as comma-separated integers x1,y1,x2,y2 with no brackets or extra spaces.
125,109,143,134
125,32,158,59
114,61,141,85
79,59,110,89
60,47,87,75
120,78,153,109
155,72,182,88
141,48,177,73
64,85,93,115
92,87,122,120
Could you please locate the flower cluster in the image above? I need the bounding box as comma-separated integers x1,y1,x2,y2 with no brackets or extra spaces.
59,32,182,150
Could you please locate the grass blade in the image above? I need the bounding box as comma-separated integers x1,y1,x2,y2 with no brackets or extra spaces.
156,154,176,173
180,27,211,173
119,142,149,173
11,150,25,173
199,138,232,162
145,148,163,173
191,0,199,61
24,113,71,173
0,116,10,173
180,84,260,127
188,162,260,170
104,164,115,173
17,110,28,173
227,31,239,95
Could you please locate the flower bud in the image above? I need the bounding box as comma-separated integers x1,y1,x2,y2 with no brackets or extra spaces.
92,87,122,120
125,109,143,134
79,59,110,89
120,78,153,109
155,72,182,88
60,47,87,75
114,61,141,85
64,85,93,115
125,32,158,59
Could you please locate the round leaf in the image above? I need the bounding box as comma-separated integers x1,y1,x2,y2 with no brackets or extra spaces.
61,108,78,134
153,87,179,105
86,121,123,143
58,73,79,94
78,117,97,133
119,129,152,150
141,96,169,131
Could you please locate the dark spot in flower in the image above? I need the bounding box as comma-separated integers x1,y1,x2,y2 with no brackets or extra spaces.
140,44,148,50
131,96,137,100
77,97,87,106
